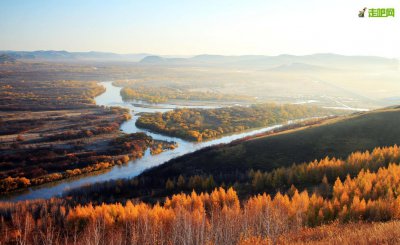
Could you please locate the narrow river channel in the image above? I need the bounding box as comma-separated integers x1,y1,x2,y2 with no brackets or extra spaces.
4,81,290,201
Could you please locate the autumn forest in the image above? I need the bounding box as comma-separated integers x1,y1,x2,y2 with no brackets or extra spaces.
2,145,400,244
1,15,400,243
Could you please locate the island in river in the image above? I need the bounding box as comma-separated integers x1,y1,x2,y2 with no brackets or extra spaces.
1,81,345,201
135,104,343,141
0,80,176,195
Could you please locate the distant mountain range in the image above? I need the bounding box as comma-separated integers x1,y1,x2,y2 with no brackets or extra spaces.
0,50,151,62
138,53,399,70
0,50,398,70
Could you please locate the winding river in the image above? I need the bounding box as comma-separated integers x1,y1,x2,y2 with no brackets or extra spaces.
4,82,289,202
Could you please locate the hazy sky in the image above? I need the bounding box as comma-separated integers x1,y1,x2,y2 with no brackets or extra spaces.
1,0,399,57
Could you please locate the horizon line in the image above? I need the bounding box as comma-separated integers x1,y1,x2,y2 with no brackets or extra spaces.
1,49,399,59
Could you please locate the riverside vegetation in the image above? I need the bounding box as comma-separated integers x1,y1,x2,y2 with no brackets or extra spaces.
0,80,176,194
120,86,255,104
136,104,340,141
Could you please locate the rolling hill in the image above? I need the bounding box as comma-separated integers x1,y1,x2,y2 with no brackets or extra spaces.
64,106,400,204
141,106,400,178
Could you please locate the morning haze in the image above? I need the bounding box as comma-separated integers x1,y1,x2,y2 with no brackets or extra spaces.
1,1,400,244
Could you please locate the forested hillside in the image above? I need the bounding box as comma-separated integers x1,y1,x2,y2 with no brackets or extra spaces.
137,107,400,180
3,145,400,244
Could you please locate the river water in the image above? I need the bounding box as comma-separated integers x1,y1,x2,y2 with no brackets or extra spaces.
3,82,289,201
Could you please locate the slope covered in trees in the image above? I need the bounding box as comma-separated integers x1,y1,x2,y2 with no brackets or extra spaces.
4,163,400,245
134,107,400,182
136,104,339,141
3,143,400,243
65,145,400,204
